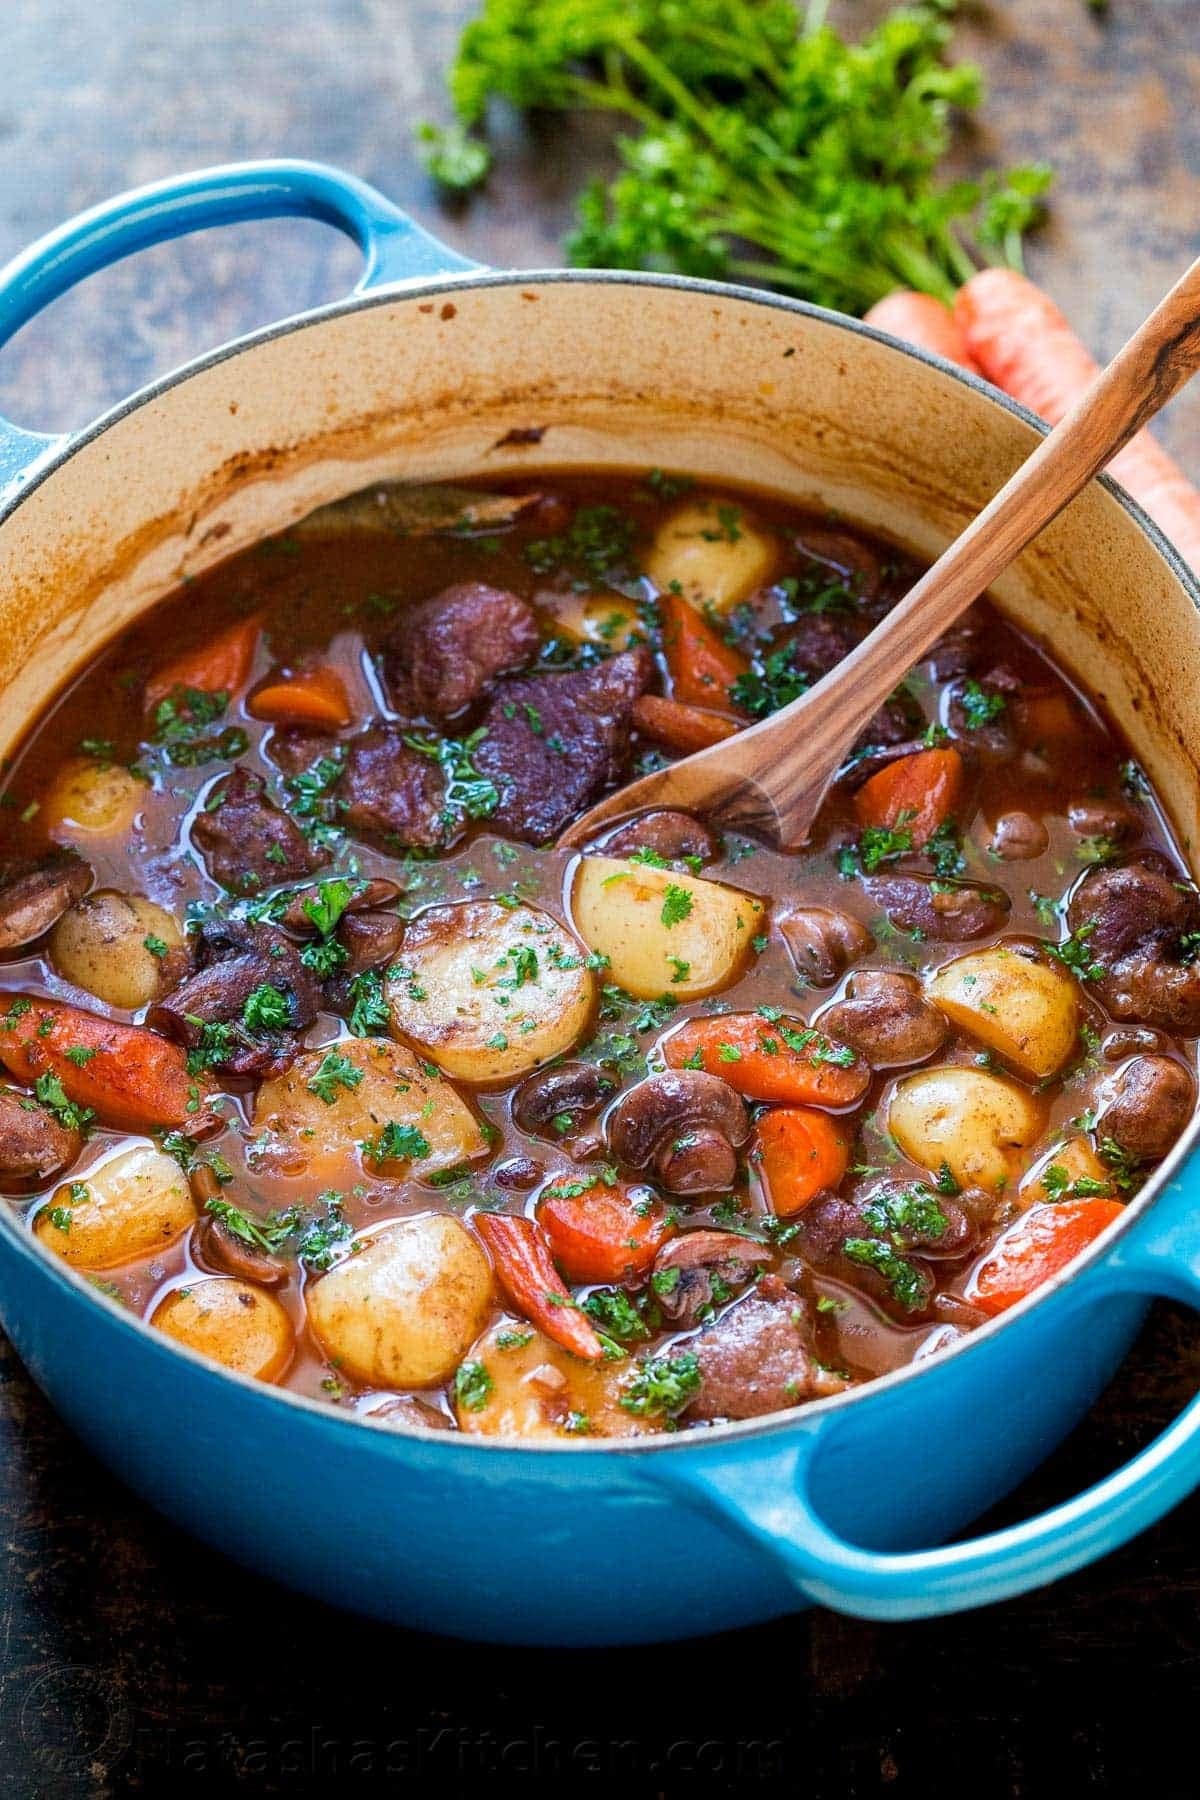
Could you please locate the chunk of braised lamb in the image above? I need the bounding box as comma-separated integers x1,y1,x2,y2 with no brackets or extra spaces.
684,1274,846,1420
790,1192,938,1322
854,688,925,754
865,874,1010,941
192,767,329,895
818,970,946,1068
602,810,718,866
928,607,986,680
793,528,882,605
263,726,339,778
382,582,540,724
1097,1055,1195,1163
946,667,1020,757
339,725,453,851
779,906,873,987
473,648,652,843
337,909,406,979
774,611,864,682
0,851,92,950
1067,854,1200,1033
0,1087,82,1189
1066,797,1141,843
651,1230,773,1330
147,918,320,1077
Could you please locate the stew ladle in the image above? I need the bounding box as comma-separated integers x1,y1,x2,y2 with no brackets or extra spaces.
560,253,1200,851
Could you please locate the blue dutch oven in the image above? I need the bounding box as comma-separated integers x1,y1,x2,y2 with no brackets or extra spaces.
0,161,1196,1646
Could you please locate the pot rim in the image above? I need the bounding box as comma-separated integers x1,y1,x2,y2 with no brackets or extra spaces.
1,263,1197,1457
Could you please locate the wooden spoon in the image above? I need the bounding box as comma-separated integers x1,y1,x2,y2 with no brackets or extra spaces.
561,254,1200,851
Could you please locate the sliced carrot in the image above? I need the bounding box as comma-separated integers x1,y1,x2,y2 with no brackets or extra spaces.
0,995,219,1133
248,665,352,729
144,615,260,711
955,269,1200,573
753,1107,851,1216
853,747,965,849
473,1212,604,1362
663,1014,869,1110
538,1173,673,1285
965,1197,1124,1317
863,292,982,375
633,693,740,754
660,589,749,714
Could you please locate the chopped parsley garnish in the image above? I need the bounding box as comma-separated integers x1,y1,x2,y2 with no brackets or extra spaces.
957,679,1006,730
143,934,169,959
1040,1162,1111,1201
842,1237,929,1312
857,819,915,874
454,1360,494,1412
242,983,291,1033
150,686,249,766
404,727,499,827
860,1185,947,1242
730,643,809,718
618,1351,702,1419
34,1072,93,1134
1047,922,1105,981
361,1120,431,1165
660,883,693,928
305,1049,365,1106
346,968,391,1037
582,1287,652,1343
525,504,637,582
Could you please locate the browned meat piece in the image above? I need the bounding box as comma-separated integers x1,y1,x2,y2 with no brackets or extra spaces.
685,1275,841,1420
195,1211,289,1288
147,918,320,1077
651,1230,772,1330
368,1395,454,1431
1098,1055,1195,1162
337,909,406,978
989,811,1049,860
0,1087,82,1190
774,612,864,681
491,1156,545,1190
819,970,947,1068
1067,798,1140,842
606,1070,750,1195
473,648,653,843
512,1061,616,1138
263,727,339,778
276,877,402,936
0,851,92,950
603,810,718,866
866,874,1010,941
794,528,882,603
1067,854,1200,1033
854,1179,992,1259
192,768,329,895
854,689,925,753
928,607,986,679
947,668,1019,757
382,582,540,723
779,906,874,986
790,1193,938,1321
339,726,453,851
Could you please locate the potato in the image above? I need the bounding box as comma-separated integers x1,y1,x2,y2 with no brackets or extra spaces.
386,901,596,1083
538,591,644,653
642,499,777,612
253,1038,489,1184
34,1143,195,1269
928,946,1080,1079
1020,1136,1113,1209
50,890,186,1009
454,1320,651,1440
43,757,148,840
572,856,764,1001
307,1213,494,1387
889,1066,1045,1195
152,1278,293,1381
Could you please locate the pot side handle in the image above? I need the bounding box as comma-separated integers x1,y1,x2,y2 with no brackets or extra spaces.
651,1174,1200,1621
0,157,482,489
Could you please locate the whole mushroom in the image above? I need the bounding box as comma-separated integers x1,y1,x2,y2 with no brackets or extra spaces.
606,1070,750,1195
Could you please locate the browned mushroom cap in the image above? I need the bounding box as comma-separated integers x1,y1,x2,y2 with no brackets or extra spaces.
0,1087,82,1192
602,810,718,866
606,1071,750,1195
0,851,92,951
512,1061,615,1138
366,1395,453,1432
194,1210,289,1290
1097,1054,1195,1163
277,877,403,935
652,1229,773,1328
336,908,406,977
818,970,946,1069
778,907,873,987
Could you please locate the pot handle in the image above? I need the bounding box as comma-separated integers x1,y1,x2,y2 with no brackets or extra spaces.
0,157,482,488
652,1175,1200,1620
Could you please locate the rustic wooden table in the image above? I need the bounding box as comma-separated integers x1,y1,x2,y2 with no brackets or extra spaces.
0,3,1197,1794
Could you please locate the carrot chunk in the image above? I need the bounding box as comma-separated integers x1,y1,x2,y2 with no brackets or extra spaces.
663,1013,869,1110
660,589,749,714
248,665,353,729
538,1173,673,1284
633,693,740,754
473,1212,605,1361
965,1197,1124,1317
0,995,219,1133
145,616,260,710
853,747,964,849
863,292,982,374
753,1106,851,1215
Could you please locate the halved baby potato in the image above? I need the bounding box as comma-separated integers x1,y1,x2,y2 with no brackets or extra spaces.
927,945,1080,1079
386,901,596,1084
572,856,764,1001
538,591,644,654
152,1278,294,1381
50,890,186,1009
253,1038,489,1184
43,757,148,841
454,1319,651,1439
642,499,777,612
889,1066,1045,1194
1019,1135,1113,1209
307,1213,494,1388
34,1143,195,1269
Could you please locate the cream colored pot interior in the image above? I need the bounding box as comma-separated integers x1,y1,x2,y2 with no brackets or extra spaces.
1,275,1196,859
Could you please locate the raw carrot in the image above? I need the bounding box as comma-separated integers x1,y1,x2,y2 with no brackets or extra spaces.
660,589,749,714
145,615,261,711
537,1173,673,1285
955,269,1200,572
632,693,740,754
248,665,352,729
863,292,982,375
0,994,219,1133
663,1014,869,1110
753,1107,851,1216
964,1197,1124,1317
854,747,964,849
473,1212,604,1361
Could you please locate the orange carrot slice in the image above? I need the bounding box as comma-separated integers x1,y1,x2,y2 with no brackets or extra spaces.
538,1173,673,1284
663,1014,868,1110
660,590,749,714
753,1106,851,1215
248,665,352,729
965,1197,1124,1317
854,747,964,849
473,1212,605,1361
145,616,260,710
633,693,740,754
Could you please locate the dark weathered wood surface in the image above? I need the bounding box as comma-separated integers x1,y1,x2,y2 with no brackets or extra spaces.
0,4,1197,1794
